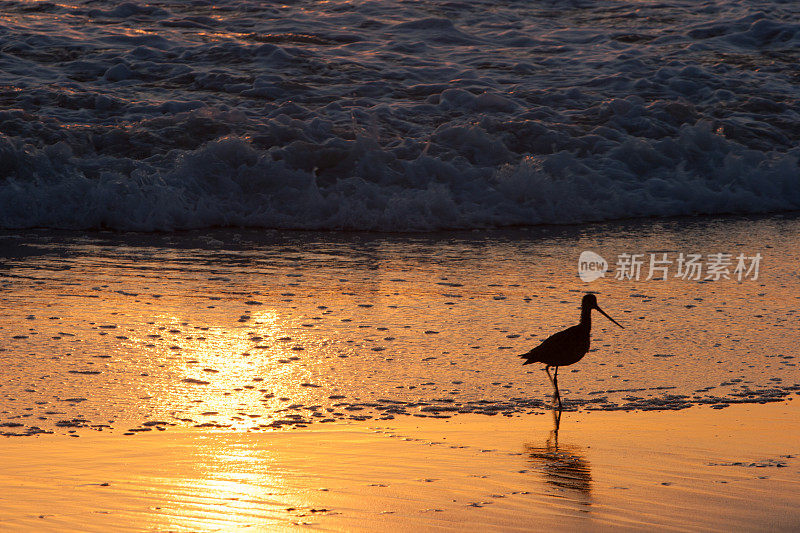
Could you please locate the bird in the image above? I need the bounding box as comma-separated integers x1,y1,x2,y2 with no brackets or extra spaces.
519,294,623,408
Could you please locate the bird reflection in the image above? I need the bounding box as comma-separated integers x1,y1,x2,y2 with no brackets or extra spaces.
524,407,592,503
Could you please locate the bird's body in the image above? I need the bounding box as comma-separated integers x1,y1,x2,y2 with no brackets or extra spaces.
519,294,623,407
520,320,590,368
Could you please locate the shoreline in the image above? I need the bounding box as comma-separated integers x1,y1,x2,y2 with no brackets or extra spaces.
2,391,797,439
3,210,799,241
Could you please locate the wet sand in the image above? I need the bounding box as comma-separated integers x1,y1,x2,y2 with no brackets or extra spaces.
1,215,799,530
1,216,799,436
2,401,798,531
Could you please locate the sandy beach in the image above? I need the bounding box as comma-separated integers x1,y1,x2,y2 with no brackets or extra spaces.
1,214,799,530
2,402,799,531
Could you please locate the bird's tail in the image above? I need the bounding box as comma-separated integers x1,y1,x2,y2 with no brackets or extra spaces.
518,351,535,365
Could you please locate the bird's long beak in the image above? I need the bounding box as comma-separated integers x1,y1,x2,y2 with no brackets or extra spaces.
595,305,624,328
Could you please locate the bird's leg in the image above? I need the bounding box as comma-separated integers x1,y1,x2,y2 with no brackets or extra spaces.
552,366,562,410
545,365,562,409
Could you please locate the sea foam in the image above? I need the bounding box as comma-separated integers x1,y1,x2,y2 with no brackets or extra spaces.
0,0,798,231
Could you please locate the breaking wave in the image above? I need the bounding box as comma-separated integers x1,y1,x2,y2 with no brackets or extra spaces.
0,0,798,231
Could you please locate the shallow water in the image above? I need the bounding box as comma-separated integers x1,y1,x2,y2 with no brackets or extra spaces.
1,215,798,435
1,0,799,230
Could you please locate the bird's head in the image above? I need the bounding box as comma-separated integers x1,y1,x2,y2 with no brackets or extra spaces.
581,294,598,308
583,293,624,328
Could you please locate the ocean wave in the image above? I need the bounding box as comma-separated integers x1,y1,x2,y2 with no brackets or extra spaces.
0,0,798,231
1,119,797,231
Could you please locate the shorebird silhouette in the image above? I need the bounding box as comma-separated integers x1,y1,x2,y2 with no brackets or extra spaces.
519,294,623,408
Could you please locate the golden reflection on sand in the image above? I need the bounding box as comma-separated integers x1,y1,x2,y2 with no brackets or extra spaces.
3,403,799,531
151,437,291,531
1,402,799,531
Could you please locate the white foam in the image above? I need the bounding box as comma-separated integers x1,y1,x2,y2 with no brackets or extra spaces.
0,0,798,231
